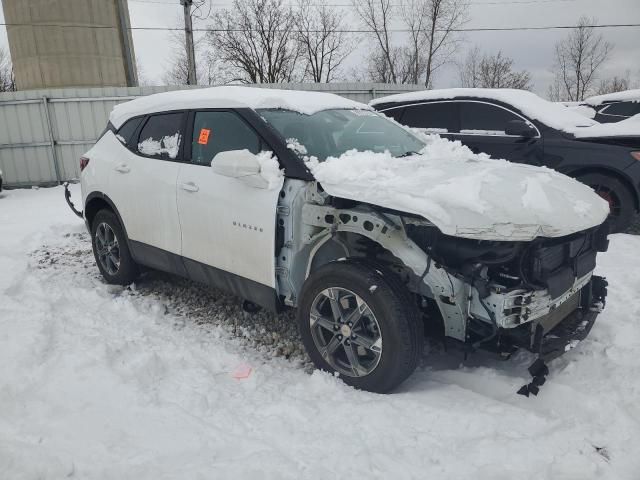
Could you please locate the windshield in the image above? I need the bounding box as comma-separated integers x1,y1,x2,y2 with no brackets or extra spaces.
259,108,425,161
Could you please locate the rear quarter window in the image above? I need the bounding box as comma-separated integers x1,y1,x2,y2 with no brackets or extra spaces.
116,117,144,148
136,112,185,160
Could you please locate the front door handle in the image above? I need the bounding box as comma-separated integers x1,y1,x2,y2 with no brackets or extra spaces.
180,182,199,192
114,163,130,174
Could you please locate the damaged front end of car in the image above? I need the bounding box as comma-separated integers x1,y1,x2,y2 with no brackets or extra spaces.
278,179,610,394
405,221,609,365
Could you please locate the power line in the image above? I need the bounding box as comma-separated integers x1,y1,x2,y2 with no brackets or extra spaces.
129,0,583,7
1,21,638,33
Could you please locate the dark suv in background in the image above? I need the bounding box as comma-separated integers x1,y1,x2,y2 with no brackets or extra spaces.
583,90,640,123
372,88,640,232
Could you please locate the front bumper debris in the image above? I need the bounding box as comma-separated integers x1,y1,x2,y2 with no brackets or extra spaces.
64,182,83,219
517,275,607,396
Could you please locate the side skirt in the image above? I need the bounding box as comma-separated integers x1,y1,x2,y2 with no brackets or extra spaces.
129,240,279,312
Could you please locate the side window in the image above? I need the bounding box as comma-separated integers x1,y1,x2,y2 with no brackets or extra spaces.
601,102,640,117
116,117,143,148
136,112,184,160
460,102,521,135
190,111,261,166
380,107,405,123
401,102,459,133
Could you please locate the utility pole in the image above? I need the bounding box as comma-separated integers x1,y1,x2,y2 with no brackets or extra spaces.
181,0,197,85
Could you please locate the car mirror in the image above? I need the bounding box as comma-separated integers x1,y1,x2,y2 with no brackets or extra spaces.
211,150,268,188
505,120,537,138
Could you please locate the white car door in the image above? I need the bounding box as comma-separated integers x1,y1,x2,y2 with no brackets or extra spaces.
113,111,185,257
176,110,283,290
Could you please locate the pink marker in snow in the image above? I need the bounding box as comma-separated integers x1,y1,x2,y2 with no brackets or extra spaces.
232,364,253,379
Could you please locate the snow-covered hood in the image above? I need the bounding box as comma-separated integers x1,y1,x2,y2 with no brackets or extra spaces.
308,135,609,241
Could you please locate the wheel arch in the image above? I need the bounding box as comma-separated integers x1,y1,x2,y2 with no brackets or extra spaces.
85,192,132,245
566,166,640,212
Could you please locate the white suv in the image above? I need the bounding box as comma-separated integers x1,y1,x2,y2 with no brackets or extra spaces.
72,86,610,393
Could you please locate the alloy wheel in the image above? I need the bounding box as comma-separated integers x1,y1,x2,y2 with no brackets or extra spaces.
95,222,121,275
309,287,382,377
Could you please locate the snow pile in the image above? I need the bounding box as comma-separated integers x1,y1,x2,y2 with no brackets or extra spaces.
138,133,181,158
565,104,597,119
308,134,609,240
584,89,640,105
370,88,598,133
255,151,284,189
110,86,370,128
1,186,640,479
574,113,640,139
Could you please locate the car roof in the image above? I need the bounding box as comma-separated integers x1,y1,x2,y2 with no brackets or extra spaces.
109,86,371,129
370,87,597,133
583,89,640,106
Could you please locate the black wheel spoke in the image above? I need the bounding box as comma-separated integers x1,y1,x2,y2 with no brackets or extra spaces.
320,334,342,359
352,333,382,354
325,288,344,323
344,343,367,376
310,310,338,332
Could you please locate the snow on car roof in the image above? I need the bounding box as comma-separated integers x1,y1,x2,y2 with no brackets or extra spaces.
573,113,640,138
370,88,598,133
584,89,640,106
109,86,371,128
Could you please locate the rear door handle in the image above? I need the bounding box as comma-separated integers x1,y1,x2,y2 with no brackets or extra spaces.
180,182,199,192
114,163,130,174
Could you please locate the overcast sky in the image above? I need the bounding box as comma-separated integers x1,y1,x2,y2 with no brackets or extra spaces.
1,0,638,97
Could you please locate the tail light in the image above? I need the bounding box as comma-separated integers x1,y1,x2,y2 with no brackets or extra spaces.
631,152,640,161
80,156,90,172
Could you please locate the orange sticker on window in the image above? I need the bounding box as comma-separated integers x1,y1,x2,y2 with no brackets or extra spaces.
198,128,211,145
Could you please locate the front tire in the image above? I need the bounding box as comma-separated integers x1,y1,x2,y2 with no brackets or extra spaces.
577,172,637,233
297,261,423,393
91,209,138,285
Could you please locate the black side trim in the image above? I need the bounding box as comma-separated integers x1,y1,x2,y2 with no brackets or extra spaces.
129,240,279,312
182,257,278,312
129,240,188,277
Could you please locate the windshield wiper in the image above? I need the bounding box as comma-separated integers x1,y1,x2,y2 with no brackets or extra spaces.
396,151,420,158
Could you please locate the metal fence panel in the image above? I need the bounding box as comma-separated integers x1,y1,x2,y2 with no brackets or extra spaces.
0,83,422,187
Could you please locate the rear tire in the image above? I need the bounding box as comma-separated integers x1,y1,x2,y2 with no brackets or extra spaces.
91,209,138,285
297,261,423,393
577,172,636,233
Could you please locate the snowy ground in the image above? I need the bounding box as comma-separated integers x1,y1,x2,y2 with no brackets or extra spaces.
1,185,639,479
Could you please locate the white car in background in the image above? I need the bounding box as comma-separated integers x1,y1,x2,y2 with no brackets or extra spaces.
68,86,611,394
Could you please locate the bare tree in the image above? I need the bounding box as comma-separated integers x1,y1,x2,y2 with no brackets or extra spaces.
352,0,467,85
421,0,467,87
208,0,302,83
0,46,16,92
163,31,192,85
551,16,613,101
399,0,429,84
295,0,353,82
596,71,632,95
459,47,532,89
352,0,399,83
